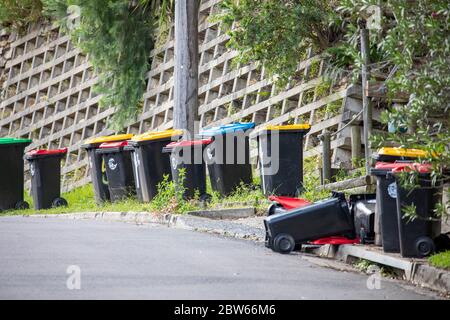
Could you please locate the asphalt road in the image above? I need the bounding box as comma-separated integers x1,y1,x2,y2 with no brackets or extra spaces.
0,216,438,300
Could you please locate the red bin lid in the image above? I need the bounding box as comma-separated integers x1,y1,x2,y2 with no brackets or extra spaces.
374,161,407,170
27,148,68,156
391,162,432,174
165,138,213,149
99,141,129,149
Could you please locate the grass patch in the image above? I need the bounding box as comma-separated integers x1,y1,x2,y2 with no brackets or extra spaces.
2,158,342,217
353,258,398,278
1,172,269,216
429,251,450,270
1,184,154,216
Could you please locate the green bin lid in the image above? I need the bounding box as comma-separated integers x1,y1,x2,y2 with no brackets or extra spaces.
0,137,32,145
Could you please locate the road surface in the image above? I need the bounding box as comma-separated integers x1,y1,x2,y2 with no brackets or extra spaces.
0,216,438,299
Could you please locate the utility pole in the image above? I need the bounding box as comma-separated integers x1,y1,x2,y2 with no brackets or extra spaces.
360,20,373,175
174,0,199,139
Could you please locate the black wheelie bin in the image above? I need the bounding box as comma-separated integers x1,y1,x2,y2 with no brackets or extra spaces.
25,148,68,210
264,192,355,254
256,124,311,196
96,141,136,202
200,122,255,196
128,130,182,202
391,163,442,258
81,134,133,204
162,138,212,200
0,138,32,211
370,147,427,252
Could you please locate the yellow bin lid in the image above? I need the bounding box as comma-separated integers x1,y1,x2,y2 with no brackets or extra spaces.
84,133,134,145
131,129,183,142
265,124,311,131
377,147,427,158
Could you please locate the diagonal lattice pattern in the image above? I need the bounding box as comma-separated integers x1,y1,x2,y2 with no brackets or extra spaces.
0,0,364,192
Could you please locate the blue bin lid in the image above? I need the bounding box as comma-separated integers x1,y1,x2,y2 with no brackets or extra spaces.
200,122,255,136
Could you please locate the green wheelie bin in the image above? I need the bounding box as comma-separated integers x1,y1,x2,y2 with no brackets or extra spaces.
0,138,32,211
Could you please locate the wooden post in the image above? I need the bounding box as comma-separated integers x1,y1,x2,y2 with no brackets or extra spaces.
320,130,331,184
174,0,199,139
351,125,362,167
360,22,373,175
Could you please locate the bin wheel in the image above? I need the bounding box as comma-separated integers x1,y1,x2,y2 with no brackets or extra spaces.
273,234,295,254
415,236,435,257
199,193,212,203
268,203,281,216
52,197,68,208
15,201,29,210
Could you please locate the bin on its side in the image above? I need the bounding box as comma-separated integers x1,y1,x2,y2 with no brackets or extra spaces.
264,192,354,254
0,138,32,211
391,163,442,258
256,124,311,197
129,130,182,202
200,122,255,196
25,148,68,210
81,134,133,204
163,139,212,200
96,141,136,202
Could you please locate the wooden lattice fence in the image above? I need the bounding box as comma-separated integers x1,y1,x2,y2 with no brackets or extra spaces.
0,0,368,192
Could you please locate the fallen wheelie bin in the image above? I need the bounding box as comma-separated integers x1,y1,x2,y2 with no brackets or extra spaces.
81,134,133,204
256,124,311,196
390,163,442,257
96,141,136,202
264,192,354,254
200,122,255,196
128,130,182,202
0,138,32,211
162,138,212,200
25,148,68,210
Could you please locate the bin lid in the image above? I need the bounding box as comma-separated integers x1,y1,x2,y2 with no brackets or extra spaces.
164,138,213,149
131,129,183,142
265,124,311,131
27,148,68,157
200,122,255,136
0,137,32,145
376,147,427,158
268,196,311,210
391,162,432,174
99,141,129,149
83,134,134,145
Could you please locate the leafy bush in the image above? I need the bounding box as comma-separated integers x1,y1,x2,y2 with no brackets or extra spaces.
214,0,344,86
429,251,450,270
0,0,44,31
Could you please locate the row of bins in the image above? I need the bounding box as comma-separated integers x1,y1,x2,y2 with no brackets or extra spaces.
81,123,312,204
0,129,443,259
